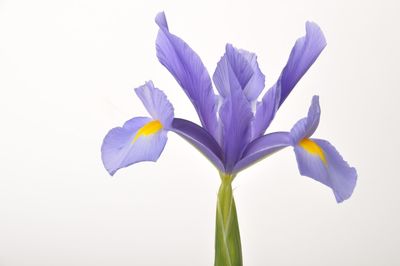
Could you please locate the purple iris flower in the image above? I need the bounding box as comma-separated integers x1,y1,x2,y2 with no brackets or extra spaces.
102,12,356,202
101,12,357,265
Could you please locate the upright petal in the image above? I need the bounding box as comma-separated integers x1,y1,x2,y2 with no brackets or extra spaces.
252,84,280,139
101,117,168,176
219,88,253,172
253,22,326,137
213,44,265,102
155,12,218,138
277,22,326,106
213,44,251,98
290,96,357,202
135,81,174,129
239,49,266,101
290,95,320,143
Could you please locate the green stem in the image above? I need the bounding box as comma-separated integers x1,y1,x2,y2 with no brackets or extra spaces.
214,173,242,266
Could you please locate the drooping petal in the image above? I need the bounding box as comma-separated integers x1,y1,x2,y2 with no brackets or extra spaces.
155,12,218,138
213,44,265,102
289,96,357,202
293,138,357,203
170,118,225,172
135,81,174,128
290,95,320,143
233,132,292,173
101,117,168,176
253,22,326,137
219,88,253,172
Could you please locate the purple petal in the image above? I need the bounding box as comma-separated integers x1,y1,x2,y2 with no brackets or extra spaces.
252,84,280,139
233,132,292,173
219,88,253,172
213,44,265,102
170,118,225,172
213,44,249,98
294,139,357,203
155,12,218,138
290,95,320,143
277,22,326,106
253,22,326,138
101,117,168,176
135,81,174,128
239,49,266,101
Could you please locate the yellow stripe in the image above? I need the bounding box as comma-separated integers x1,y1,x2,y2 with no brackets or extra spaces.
299,138,327,164
132,120,163,143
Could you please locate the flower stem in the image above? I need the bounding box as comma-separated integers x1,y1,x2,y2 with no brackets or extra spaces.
214,173,242,266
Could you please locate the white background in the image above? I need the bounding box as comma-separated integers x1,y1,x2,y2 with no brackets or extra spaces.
0,0,399,265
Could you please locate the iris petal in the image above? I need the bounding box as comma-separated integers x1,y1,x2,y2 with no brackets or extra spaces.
252,84,280,139
277,21,326,106
294,139,357,203
135,81,174,128
290,95,320,143
253,22,326,138
239,49,266,101
155,12,218,138
290,96,357,202
171,118,225,172
213,44,253,97
101,117,168,176
213,44,265,102
233,132,292,173
213,44,255,172
219,89,253,172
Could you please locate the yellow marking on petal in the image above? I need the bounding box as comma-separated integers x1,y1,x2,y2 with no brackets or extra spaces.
299,138,327,164
132,120,163,143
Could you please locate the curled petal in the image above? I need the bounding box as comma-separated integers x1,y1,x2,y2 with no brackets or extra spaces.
213,44,249,98
171,118,224,172
239,49,266,101
155,12,218,138
290,95,320,143
294,139,357,203
213,44,265,102
135,81,174,128
233,132,292,173
101,117,168,175
253,22,326,137
277,21,326,106
290,96,356,202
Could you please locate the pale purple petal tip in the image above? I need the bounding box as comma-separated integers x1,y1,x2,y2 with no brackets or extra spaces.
135,81,174,129
155,12,168,30
213,44,265,102
290,95,320,143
